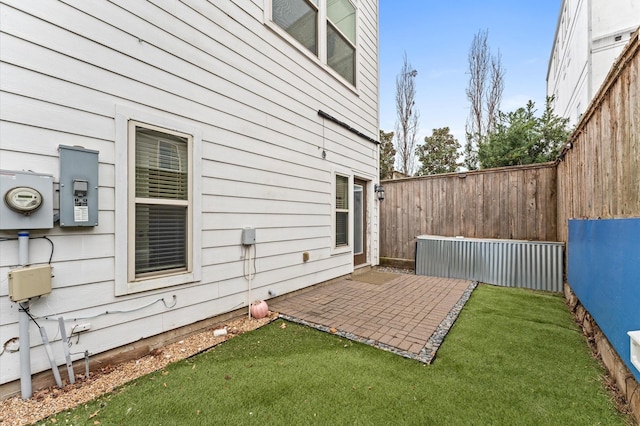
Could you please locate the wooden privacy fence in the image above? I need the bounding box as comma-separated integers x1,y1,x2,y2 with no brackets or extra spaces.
380,163,557,262
556,30,640,242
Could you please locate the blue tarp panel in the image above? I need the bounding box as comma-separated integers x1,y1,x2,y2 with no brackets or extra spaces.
568,218,640,382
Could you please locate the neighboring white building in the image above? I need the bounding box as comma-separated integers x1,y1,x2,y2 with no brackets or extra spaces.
547,0,639,125
0,0,380,396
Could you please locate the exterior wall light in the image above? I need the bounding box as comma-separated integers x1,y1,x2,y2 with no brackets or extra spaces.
375,184,385,201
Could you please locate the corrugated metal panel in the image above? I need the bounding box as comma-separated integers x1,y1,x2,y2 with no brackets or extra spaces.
416,235,564,292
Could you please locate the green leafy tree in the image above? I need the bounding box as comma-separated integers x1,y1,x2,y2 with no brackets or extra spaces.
478,97,570,168
379,130,396,180
415,127,461,175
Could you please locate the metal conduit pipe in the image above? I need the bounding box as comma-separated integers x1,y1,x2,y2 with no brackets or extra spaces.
18,230,32,399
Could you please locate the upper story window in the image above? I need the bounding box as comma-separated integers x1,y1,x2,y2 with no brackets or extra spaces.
270,0,357,85
327,0,356,84
272,0,318,55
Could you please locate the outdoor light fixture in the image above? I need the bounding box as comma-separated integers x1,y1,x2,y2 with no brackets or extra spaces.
375,184,385,201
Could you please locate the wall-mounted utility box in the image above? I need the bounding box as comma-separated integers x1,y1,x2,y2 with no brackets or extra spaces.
241,227,256,245
629,331,640,372
59,145,99,227
8,264,52,302
0,170,54,230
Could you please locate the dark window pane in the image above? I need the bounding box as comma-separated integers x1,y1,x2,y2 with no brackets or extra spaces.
136,204,187,274
273,0,318,55
336,211,348,246
327,23,355,84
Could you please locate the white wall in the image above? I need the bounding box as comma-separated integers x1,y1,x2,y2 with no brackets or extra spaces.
547,0,639,125
0,0,379,385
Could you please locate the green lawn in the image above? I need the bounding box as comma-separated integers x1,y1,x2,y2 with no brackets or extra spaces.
44,285,629,425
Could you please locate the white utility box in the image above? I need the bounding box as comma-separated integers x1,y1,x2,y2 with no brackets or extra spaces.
8,264,52,302
629,331,640,372
242,227,256,245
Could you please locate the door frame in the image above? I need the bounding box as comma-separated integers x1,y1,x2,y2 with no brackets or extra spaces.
353,178,368,266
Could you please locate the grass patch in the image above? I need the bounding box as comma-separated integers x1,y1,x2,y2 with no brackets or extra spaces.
45,285,629,425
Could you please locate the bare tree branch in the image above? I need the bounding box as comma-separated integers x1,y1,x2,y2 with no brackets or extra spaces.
486,50,505,135
394,52,419,176
466,30,489,139
464,29,505,170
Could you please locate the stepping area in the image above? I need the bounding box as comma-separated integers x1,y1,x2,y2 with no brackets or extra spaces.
269,270,475,363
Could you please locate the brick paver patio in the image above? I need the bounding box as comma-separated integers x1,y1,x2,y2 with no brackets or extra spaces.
269,272,475,363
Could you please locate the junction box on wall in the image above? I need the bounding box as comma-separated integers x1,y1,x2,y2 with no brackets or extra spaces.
8,264,52,302
241,227,256,245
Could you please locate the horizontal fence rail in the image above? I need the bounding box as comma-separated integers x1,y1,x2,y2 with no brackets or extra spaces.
416,235,564,292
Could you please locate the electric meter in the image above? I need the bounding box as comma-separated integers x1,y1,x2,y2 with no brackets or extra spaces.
4,186,43,214
0,170,53,229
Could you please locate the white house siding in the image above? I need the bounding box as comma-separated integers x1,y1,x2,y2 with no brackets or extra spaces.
0,0,379,387
546,0,639,125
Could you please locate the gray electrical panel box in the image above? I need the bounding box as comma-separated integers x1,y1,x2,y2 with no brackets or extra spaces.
59,145,99,227
0,170,54,230
241,227,256,245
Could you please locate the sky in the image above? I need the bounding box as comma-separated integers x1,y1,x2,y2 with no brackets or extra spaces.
379,1,562,145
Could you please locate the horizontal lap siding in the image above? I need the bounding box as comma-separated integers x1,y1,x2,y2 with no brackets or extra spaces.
0,0,379,384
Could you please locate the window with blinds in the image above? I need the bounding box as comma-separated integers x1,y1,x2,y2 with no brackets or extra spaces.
131,124,191,279
335,174,349,246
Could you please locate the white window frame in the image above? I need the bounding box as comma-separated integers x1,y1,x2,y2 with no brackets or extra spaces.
115,106,202,296
331,170,352,255
265,0,358,88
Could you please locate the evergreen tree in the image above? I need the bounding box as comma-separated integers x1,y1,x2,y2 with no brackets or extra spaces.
415,127,460,175
379,130,396,180
478,97,570,168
